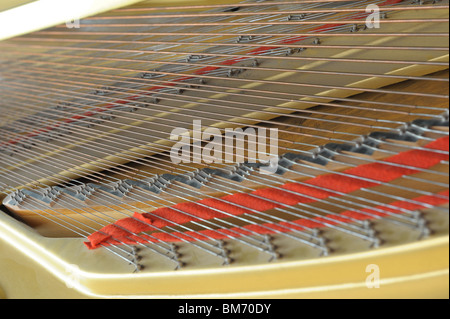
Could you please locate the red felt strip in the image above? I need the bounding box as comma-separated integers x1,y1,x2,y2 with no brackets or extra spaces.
84,189,449,248
163,189,450,241
85,136,449,249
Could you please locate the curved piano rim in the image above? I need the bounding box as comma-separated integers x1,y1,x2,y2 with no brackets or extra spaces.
0,209,448,298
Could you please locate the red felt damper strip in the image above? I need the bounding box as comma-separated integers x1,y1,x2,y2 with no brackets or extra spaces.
85,136,449,249
85,189,449,248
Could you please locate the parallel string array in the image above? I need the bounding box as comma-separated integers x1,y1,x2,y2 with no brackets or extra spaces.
0,0,448,270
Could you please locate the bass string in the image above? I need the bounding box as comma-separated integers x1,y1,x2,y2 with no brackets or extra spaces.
0,124,141,185
87,5,450,20
1,45,447,84
7,2,449,51
1,79,446,179
50,1,446,26
27,11,446,57
1,54,445,100
0,80,410,154
111,0,378,12
0,160,254,260
1,158,446,242
0,98,439,194
0,134,442,262
0,58,446,127
0,97,324,178
0,124,444,262
0,0,446,262
0,88,319,166
0,182,179,267
1,104,447,201
2,61,446,115
91,0,384,22
0,181,307,269
1,84,441,157
2,94,448,210
1,78,446,185
1,93,446,217
2,36,448,63
17,34,449,67
52,19,449,28
0,111,444,234
1,0,444,96
0,149,325,261
32,30,450,38
7,32,447,51
0,147,414,258
0,71,417,132
3,0,428,92
0,8,446,268
66,0,352,47
0,74,409,131
0,71,447,175
0,16,446,120
0,54,444,162
0,75,442,156
7,61,449,114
